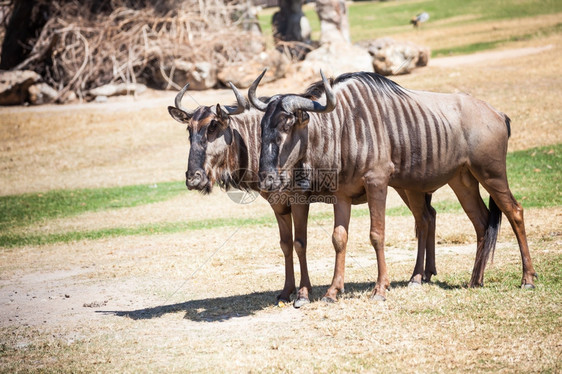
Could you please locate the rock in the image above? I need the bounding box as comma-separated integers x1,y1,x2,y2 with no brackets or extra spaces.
316,0,350,45
0,70,41,105
298,42,373,78
87,83,147,98
217,50,290,88
362,37,430,76
61,90,77,103
171,61,217,91
28,83,58,105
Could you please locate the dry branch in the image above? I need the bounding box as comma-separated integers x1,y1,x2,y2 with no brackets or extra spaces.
9,0,264,101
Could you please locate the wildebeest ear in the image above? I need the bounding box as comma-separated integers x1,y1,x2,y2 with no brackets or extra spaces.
168,106,192,124
223,126,233,145
295,110,310,128
215,104,230,128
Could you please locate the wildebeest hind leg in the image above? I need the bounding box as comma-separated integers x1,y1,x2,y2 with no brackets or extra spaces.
422,193,437,282
471,169,537,288
403,190,433,286
448,171,489,287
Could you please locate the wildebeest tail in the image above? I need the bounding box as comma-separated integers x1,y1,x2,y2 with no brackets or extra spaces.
503,113,511,138
470,197,502,286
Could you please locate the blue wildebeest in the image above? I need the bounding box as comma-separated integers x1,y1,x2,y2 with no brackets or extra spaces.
168,81,437,307
168,83,313,308
250,70,537,301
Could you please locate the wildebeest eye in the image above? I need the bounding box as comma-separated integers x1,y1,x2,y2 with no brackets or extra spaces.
281,117,294,132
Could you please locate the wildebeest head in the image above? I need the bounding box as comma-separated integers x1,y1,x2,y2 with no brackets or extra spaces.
248,69,336,191
168,82,247,193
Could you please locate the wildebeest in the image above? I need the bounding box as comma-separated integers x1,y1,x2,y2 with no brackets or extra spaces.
168,83,313,308
168,81,440,306
250,70,537,301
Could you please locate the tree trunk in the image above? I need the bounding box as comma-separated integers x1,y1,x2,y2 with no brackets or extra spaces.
272,0,311,59
0,0,49,69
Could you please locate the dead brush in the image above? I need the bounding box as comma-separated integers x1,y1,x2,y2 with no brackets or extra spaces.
9,0,263,101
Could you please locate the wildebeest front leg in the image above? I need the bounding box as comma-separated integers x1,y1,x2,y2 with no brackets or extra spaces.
272,210,295,304
365,182,389,301
322,196,352,303
292,203,311,308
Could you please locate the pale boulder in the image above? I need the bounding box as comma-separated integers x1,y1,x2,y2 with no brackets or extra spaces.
299,42,373,79
363,37,430,76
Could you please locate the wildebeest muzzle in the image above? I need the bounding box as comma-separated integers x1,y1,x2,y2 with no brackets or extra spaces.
185,169,208,190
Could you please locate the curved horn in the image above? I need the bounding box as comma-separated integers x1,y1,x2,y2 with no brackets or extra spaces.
248,68,269,111
284,70,336,114
222,82,248,115
174,82,195,116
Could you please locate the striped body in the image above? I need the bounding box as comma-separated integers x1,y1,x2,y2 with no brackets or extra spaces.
288,73,509,194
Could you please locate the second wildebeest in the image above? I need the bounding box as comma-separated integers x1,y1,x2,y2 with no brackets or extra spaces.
250,70,537,301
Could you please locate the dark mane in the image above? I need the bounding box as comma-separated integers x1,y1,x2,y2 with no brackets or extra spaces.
302,72,409,100
303,77,335,100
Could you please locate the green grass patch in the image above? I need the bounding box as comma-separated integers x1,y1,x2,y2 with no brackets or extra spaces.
258,0,562,45
0,144,558,248
505,144,561,208
0,182,186,232
347,0,562,39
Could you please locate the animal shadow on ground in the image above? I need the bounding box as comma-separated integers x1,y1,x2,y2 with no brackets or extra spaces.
99,279,460,322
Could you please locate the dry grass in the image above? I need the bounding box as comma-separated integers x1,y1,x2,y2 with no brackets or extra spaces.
1,208,560,372
1,14,561,373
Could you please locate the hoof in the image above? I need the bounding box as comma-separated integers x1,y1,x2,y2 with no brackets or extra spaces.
408,280,422,288
293,297,310,309
423,273,435,283
321,296,336,304
522,283,535,290
276,299,291,307
370,294,386,302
